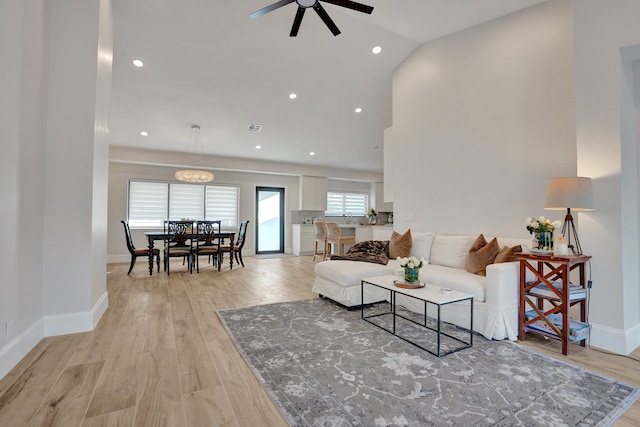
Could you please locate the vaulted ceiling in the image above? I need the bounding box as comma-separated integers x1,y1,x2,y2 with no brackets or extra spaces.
110,0,546,173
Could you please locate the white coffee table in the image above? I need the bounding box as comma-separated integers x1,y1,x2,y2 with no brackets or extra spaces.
361,275,473,357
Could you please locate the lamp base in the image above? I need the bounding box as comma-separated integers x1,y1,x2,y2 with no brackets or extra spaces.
561,209,583,255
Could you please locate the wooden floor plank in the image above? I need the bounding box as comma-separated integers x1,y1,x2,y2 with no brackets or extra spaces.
173,317,221,394
0,333,86,427
183,386,239,427
84,285,149,418
134,349,186,427
28,361,104,427
205,333,287,427
82,407,136,427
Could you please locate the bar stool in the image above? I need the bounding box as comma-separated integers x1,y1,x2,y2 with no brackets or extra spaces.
313,221,328,261
325,222,356,256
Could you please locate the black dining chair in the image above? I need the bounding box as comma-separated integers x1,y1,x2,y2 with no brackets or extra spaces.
164,220,194,275
220,220,250,267
121,220,160,275
192,220,222,272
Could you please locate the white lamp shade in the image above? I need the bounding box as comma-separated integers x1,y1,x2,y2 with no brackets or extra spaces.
544,177,595,211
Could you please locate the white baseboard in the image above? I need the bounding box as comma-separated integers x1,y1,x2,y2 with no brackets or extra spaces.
0,319,44,379
44,291,109,336
590,321,640,355
0,291,109,379
107,254,130,264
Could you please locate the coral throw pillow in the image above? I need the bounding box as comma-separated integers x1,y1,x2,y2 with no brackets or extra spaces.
465,234,499,276
389,229,412,259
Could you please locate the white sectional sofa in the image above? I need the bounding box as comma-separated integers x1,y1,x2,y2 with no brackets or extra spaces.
312,231,531,341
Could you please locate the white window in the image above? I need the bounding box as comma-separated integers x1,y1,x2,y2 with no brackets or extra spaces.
128,180,239,228
128,181,169,228
169,183,205,220
326,191,368,217
206,185,239,227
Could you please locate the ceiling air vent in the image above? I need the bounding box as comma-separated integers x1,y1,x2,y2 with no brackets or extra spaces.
248,124,263,133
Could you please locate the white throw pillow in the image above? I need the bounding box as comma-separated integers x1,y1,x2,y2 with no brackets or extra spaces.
430,235,474,269
410,232,435,261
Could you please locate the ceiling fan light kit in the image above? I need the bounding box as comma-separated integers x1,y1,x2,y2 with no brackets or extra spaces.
250,0,374,37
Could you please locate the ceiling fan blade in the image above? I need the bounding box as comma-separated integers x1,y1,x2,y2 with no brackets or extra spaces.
250,0,295,19
290,7,306,37
321,0,374,15
314,2,341,36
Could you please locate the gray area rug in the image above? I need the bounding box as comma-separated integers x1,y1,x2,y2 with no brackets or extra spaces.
217,298,639,426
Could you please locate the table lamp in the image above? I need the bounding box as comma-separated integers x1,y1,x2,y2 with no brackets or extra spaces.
543,177,595,255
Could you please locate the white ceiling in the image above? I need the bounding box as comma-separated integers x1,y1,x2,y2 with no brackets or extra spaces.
110,0,546,173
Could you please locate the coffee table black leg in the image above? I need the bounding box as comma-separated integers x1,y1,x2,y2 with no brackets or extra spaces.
437,305,442,357
392,291,396,334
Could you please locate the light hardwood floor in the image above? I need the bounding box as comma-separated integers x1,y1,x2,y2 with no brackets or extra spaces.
0,255,639,426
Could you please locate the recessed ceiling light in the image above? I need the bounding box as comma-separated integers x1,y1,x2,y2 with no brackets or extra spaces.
355,107,362,113
255,145,262,149
140,131,148,136
289,93,297,99
309,152,315,156
133,59,144,67
372,46,382,54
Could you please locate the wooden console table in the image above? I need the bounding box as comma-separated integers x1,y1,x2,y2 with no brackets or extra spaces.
517,252,591,355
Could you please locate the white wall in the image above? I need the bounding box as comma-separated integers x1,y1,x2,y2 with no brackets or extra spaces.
573,0,640,354
0,0,48,376
42,0,111,334
389,0,576,238
0,0,112,378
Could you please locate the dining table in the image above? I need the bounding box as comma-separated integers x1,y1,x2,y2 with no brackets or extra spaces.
144,230,236,275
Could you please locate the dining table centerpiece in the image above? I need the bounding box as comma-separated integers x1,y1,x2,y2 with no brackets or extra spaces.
398,255,426,283
525,216,561,252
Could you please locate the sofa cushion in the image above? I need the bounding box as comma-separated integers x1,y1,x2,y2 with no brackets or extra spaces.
465,234,499,276
410,232,435,261
421,264,487,302
389,229,412,259
315,259,399,288
494,244,522,263
430,235,474,269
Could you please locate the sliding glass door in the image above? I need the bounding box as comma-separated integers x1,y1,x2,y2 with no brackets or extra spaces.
256,187,284,254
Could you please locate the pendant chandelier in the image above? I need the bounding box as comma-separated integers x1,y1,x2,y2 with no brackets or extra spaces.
175,124,214,183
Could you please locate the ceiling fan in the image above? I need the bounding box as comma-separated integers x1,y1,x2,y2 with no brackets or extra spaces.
250,0,374,37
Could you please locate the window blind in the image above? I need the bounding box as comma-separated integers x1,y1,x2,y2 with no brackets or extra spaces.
169,183,205,220
128,181,169,227
206,185,239,227
326,191,368,217
128,180,240,228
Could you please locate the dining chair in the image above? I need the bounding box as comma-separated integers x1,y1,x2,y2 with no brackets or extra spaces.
192,220,222,272
220,220,250,267
164,220,194,275
313,221,328,261
121,220,160,275
325,222,356,256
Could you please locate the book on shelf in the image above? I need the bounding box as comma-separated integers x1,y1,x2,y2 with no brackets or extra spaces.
527,280,586,300
525,310,590,342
